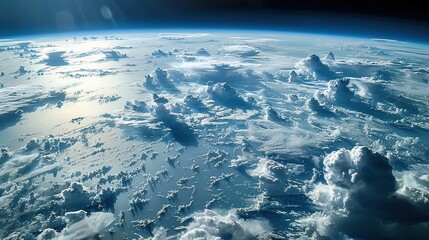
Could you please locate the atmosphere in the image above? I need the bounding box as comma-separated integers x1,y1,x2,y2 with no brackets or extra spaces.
1,0,429,40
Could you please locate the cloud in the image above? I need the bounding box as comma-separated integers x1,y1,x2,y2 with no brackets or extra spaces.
314,78,354,104
264,107,292,125
249,157,304,196
372,69,393,80
295,54,336,80
305,97,335,117
207,82,254,109
247,120,319,156
38,228,58,240
171,62,263,90
151,94,198,146
221,45,260,57
56,212,114,240
397,165,429,206
102,50,127,60
183,95,207,112
60,182,95,211
179,209,271,240
324,51,335,61
287,70,306,83
0,84,65,130
158,33,209,40
64,210,87,225
298,146,429,239
196,48,210,56
0,153,39,182
152,49,172,58
124,99,148,113
313,78,401,121
143,68,178,92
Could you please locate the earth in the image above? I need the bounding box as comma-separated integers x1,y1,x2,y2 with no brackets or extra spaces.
0,30,429,239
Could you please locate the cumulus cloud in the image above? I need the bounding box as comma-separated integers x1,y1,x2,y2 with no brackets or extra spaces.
183,95,207,112
324,51,335,61
60,182,95,211
38,228,58,240
207,82,254,109
172,62,263,90
298,146,429,239
305,97,335,117
64,210,87,225
264,107,292,125
249,157,304,195
152,49,172,58
287,70,306,83
179,209,271,240
143,68,178,92
196,48,210,56
151,94,198,146
313,78,400,121
397,165,429,206
295,54,336,80
103,50,127,60
372,69,393,80
314,78,354,104
124,99,148,113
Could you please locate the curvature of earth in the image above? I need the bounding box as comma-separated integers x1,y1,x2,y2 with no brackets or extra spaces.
0,30,429,239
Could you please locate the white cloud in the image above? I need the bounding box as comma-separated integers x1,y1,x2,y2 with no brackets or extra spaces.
196,48,210,56
102,50,127,60
38,228,58,240
287,70,306,83
305,97,334,117
249,157,303,196
295,54,336,80
207,82,253,109
314,78,354,104
60,182,95,211
0,153,39,181
221,45,260,57
152,49,171,58
298,146,429,239
143,68,178,91
158,33,209,40
264,107,292,125
64,210,87,225
151,95,198,146
179,209,271,240
247,120,319,155
56,212,114,240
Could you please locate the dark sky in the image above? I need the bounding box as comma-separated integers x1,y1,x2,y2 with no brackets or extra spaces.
1,0,428,41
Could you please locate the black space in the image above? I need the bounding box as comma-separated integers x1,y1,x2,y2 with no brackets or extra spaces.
0,0,428,41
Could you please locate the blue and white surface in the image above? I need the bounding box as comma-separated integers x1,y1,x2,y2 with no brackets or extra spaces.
0,30,428,239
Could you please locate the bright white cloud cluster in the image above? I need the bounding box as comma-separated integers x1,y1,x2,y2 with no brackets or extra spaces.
314,78,354,104
298,146,429,239
37,212,114,240
179,209,271,240
249,157,304,195
295,54,336,80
